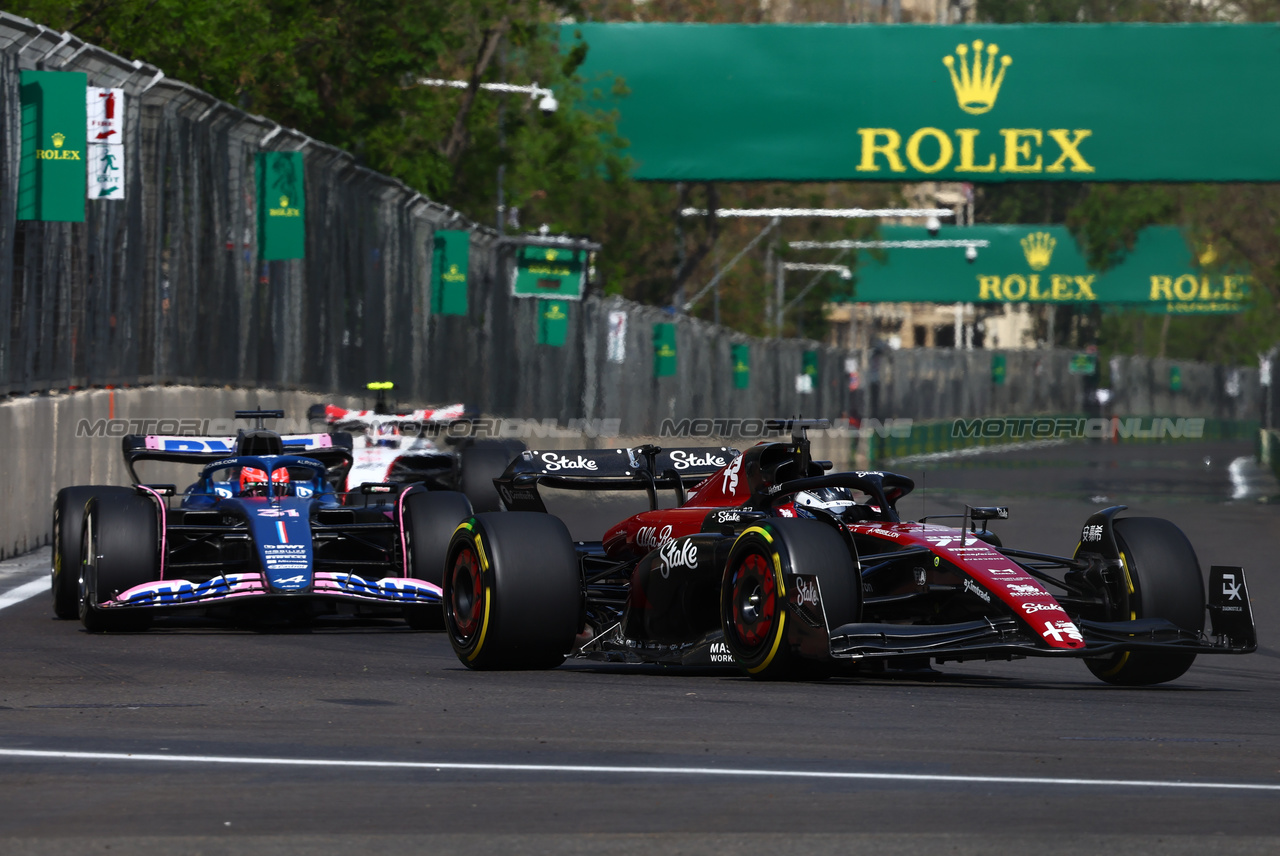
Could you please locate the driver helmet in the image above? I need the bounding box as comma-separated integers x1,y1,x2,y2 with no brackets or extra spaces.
374,421,401,449
240,465,289,497
794,487,857,517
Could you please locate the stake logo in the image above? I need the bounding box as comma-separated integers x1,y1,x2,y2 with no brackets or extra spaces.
943,40,1012,115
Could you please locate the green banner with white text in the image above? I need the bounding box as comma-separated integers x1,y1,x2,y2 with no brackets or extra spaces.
257,151,305,260
18,71,87,222
572,23,1280,181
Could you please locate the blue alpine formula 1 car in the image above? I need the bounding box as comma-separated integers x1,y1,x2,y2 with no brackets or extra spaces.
51,411,473,631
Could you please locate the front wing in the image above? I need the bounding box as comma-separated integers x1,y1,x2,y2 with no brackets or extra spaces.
99,572,441,610
791,566,1257,665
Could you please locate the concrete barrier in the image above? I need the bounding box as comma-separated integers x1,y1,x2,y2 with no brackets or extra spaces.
0,387,366,560
3,387,854,561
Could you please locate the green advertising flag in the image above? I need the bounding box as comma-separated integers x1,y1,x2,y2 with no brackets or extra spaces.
802,351,819,377
257,151,305,260
432,230,470,316
1068,353,1097,375
18,71,87,222
991,353,1007,385
512,246,586,299
1170,366,1182,393
840,225,1248,314
731,343,750,389
537,300,570,346
654,323,677,377
574,24,1280,182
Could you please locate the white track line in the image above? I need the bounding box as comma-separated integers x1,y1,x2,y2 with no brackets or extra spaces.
0,578,47,612
1,748,1277,792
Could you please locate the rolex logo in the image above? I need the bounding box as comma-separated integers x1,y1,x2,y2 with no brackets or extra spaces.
943,41,1012,115
1197,244,1218,267
1021,232,1056,270
52,132,65,148
545,249,557,261
279,195,289,207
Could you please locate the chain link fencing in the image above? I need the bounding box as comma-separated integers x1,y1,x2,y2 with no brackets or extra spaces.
0,11,1267,439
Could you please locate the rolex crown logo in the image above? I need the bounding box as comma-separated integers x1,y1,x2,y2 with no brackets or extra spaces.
1021,232,1056,271
52,132,66,148
943,40,1012,115
1197,243,1218,267
545,249,556,261
279,195,289,207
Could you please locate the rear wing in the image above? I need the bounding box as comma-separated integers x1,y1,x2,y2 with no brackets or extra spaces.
122,433,354,485
307,403,467,430
496,446,738,512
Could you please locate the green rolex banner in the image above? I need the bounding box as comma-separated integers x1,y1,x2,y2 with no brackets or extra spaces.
654,323,677,377
731,343,750,389
1170,366,1182,393
432,229,470,316
256,151,305,260
840,225,1248,314
802,351,819,378
537,300,570,346
512,245,586,299
18,71,87,222
573,24,1280,182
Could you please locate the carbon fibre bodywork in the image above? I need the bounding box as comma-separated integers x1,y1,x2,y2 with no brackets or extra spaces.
481,429,1256,679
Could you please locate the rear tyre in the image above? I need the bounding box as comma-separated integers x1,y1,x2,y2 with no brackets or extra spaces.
52,486,133,619
79,494,160,633
720,519,860,681
1085,517,1204,686
443,512,579,670
401,490,473,631
460,441,521,512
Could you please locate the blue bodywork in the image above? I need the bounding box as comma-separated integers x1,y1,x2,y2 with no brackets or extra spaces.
181,455,340,593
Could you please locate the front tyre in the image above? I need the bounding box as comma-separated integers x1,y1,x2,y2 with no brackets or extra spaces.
1086,517,1204,686
79,494,161,633
401,490,473,631
52,486,134,619
443,513,579,670
720,519,860,681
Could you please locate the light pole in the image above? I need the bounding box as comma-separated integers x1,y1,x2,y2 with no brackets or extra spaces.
418,77,558,231
777,262,853,337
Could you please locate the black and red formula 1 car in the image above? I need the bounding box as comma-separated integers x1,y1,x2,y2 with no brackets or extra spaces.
440,421,1256,685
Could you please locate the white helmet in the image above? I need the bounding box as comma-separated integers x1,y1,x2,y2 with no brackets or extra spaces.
794,487,856,515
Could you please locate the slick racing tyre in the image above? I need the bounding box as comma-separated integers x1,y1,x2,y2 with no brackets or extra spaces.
52,486,133,620
459,440,523,513
443,512,579,670
1086,516,1205,686
79,493,161,633
720,519,860,681
401,490,473,631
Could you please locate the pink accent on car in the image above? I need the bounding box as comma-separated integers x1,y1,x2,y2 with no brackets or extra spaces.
134,485,168,580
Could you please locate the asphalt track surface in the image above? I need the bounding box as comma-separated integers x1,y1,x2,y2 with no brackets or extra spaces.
0,440,1277,855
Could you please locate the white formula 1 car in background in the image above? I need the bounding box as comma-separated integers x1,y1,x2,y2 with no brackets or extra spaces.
307,385,524,512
